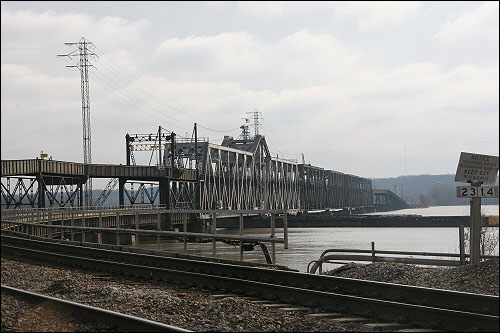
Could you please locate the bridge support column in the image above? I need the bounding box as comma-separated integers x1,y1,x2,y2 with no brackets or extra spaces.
36,174,46,208
159,178,170,228
79,185,83,207
118,178,127,207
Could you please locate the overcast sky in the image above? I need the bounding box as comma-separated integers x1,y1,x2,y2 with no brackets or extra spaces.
1,1,499,180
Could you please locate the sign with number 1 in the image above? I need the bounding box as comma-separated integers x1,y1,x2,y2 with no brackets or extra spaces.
456,186,498,198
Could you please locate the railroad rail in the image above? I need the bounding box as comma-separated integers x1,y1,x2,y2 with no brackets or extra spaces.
2,233,498,332
1,284,190,332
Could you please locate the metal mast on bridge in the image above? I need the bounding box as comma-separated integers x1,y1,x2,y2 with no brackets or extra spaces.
58,37,97,207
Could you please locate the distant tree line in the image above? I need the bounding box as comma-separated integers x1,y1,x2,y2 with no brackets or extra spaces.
372,174,499,207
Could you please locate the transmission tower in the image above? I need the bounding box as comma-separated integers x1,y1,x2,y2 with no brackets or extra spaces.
58,37,97,207
247,109,263,137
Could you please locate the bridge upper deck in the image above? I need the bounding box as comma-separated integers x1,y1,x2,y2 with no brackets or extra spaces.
1,159,196,181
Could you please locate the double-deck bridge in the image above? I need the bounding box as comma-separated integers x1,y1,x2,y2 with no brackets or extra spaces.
2,133,374,228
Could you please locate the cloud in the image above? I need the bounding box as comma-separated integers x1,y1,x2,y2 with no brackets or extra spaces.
237,1,288,17
153,30,366,90
1,9,150,49
154,32,267,80
235,1,330,18
435,1,499,42
334,1,421,31
1,9,92,43
232,1,422,30
1,6,498,178
143,41,499,175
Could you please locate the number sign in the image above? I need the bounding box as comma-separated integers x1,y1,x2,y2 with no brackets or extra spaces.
457,186,498,198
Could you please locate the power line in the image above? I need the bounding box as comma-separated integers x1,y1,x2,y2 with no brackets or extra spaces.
97,57,189,114
1,45,61,50
261,123,302,158
1,58,60,65
90,55,205,131
92,75,184,129
1,68,65,78
96,50,202,115
93,53,244,136
94,47,220,125
197,124,241,133
92,71,192,133
93,69,193,129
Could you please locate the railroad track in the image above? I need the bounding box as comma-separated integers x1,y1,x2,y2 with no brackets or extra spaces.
2,233,499,332
1,284,190,332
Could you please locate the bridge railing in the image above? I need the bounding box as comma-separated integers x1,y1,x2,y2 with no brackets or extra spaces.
1,208,288,265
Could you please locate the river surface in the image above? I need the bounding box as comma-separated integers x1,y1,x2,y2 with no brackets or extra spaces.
143,205,499,272
363,205,498,216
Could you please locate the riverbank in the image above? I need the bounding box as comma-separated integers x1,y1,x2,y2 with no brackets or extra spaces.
214,214,500,228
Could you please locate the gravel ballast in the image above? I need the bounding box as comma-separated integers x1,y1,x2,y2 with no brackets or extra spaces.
1,257,361,332
324,258,499,296
2,256,498,332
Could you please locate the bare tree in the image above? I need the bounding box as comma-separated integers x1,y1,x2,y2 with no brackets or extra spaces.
463,208,499,257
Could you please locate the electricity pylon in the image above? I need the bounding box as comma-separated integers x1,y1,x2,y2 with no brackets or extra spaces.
247,109,263,137
58,37,98,207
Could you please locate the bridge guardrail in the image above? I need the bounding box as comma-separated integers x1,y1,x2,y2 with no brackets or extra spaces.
1,208,288,265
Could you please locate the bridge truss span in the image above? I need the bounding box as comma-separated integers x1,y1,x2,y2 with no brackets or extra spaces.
2,130,374,214
177,138,300,211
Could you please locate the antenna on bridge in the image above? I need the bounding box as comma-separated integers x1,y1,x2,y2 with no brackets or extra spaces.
238,117,251,140
58,37,98,207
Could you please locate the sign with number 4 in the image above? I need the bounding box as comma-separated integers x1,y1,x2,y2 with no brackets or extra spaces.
456,186,498,198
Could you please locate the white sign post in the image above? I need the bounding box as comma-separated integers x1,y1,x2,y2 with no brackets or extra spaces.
455,152,499,265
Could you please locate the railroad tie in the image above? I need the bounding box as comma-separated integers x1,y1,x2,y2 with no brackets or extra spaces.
360,323,412,332
207,294,237,300
331,317,373,323
277,307,312,313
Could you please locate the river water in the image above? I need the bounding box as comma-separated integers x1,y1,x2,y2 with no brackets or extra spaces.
144,205,499,272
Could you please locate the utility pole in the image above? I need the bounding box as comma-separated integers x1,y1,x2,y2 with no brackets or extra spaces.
58,37,97,207
247,109,263,137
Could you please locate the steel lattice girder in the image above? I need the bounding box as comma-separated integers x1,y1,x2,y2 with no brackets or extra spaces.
1,177,38,208
1,175,87,208
159,135,373,211
40,175,85,208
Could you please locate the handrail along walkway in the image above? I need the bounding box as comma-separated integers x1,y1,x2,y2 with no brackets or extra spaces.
1,207,288,265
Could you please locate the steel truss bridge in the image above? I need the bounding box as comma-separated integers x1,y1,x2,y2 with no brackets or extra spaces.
2,133,373,226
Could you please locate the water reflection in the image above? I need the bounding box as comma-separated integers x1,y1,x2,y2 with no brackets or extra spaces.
141,205,499,272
